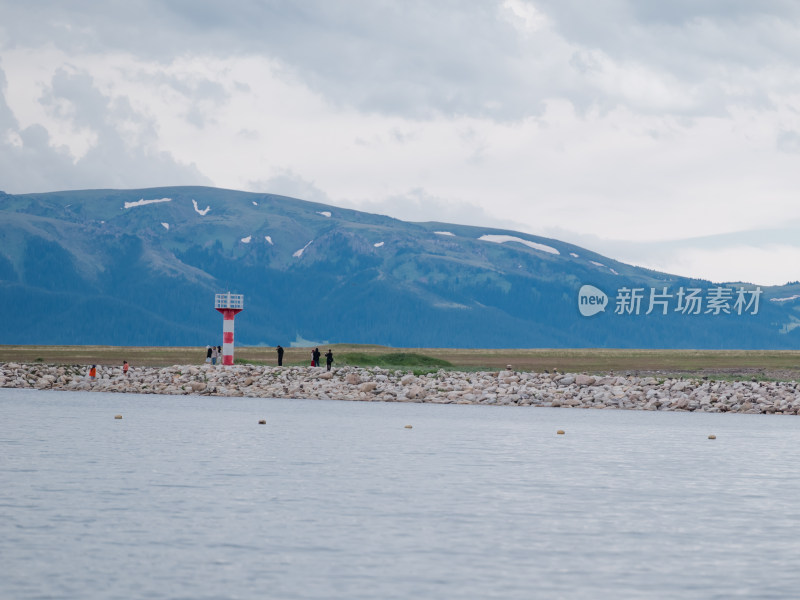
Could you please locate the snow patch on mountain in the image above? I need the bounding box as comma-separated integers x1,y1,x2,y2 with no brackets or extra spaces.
374,242,384,248
265,236,273,245
192,199,210,216
293,240,313,258
317,211,331,218
591,261,605,267
161,222,170,230
241,236,252,243
434,302,470,309
570,252,579,258
125,198,171,209
770,295,800,302
435,231,455,236
478,234,559,255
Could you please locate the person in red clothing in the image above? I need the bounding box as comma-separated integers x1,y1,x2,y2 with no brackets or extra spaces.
89,365,97,380
123,361,129,376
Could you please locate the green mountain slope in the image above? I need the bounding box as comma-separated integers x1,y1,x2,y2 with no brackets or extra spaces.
1,186,798,349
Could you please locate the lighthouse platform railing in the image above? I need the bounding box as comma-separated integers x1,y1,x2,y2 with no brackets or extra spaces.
214,293,244,310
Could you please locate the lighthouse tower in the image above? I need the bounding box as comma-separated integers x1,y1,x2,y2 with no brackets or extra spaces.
214,292,244,366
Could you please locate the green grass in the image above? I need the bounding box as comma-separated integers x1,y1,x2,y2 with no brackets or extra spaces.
337,352,453,372
233,358,268,366
239,352,453,374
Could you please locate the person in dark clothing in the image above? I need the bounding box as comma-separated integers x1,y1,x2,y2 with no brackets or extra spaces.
325,349,334,371
276,345,284,366
205,345,212,364
312,347,321,367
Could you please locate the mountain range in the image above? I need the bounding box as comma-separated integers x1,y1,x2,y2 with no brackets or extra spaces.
1,186,799,349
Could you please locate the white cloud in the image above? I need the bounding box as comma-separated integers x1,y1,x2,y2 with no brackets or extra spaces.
502,0,549,33
636,245,800,287
0,56,209,192
549,224,800,286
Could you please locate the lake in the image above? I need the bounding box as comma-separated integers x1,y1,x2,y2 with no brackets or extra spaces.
2,388,800,599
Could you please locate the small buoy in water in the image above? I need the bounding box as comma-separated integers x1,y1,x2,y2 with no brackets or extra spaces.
258,419,266,425
404,425,413,429
557,429,565,435
708,434,716,439
114,415,122,420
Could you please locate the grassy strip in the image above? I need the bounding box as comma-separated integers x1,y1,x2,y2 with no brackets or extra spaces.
235,352,451,375
336,352,452,374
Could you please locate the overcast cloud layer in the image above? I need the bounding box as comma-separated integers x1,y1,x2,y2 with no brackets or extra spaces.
1,0,799,285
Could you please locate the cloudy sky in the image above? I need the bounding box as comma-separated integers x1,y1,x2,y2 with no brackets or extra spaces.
2,1,799,286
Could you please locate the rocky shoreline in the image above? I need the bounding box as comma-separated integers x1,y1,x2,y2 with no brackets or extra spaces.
3,361,800,415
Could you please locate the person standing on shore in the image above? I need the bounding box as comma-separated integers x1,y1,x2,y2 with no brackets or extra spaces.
325,349,334,371
312,347,321,367
205,346,212,364
89,365,96,380
123,361,129,376
276,345,284,366
211,346,219,365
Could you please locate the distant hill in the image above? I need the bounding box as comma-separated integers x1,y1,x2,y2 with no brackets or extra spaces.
1,186,799,349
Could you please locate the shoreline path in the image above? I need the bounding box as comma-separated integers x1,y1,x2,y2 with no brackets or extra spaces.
2,362,800,414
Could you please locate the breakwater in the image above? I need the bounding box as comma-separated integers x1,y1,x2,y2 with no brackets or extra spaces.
3,362,800,414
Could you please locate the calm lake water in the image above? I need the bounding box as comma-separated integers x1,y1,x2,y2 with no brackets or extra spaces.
2,388,800,599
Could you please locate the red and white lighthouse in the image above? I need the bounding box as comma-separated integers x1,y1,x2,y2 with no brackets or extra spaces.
215,292,243,366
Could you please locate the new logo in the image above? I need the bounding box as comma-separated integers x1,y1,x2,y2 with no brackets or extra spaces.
578,285,608,317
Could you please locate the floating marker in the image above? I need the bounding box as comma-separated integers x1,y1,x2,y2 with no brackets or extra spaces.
404,425,413,429
708,434,716,440
557,429,565,435
258,419,266,425
114,415,122,420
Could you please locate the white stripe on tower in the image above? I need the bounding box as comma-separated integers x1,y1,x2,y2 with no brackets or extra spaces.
222,312,235,365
